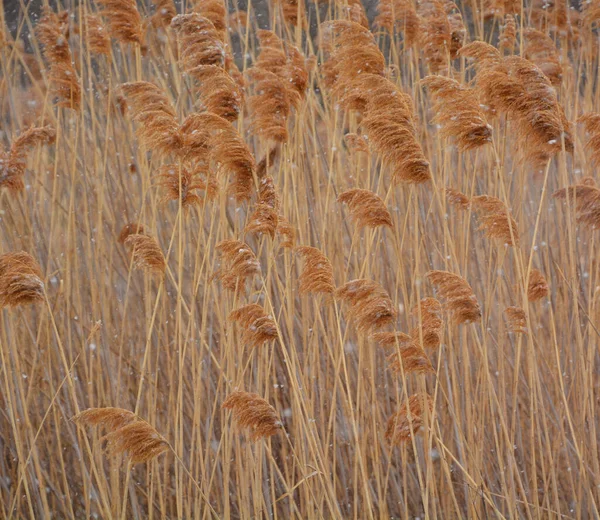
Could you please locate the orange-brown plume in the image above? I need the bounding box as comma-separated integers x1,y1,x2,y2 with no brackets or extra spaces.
191,0,227,38
72,408,169,464
150,0,177,28
157,164,217,207
371,331,413,350
410,297,443,349
417,0,451,73
276,215,296,248
498,14,516,53
222,391,283,440
374,0,420,46
214,239,261,291
385,394,433,444
0,126,56,192
523,28,562,87
445,187,470,209
256,147,279,179
387,344,434,375
0,252,45,308
427,270,481,324
320,21,385,87
36,9,81,110
338,188,393,229
124,234,166,275
97,0,143,45
118,223,146,244
84,15,111,55
339,0,370,28
335,279,398,333
446,1,467,58
170,14,225,70
527,268,550,302
344,133,369,154
245,177,280,238
179,112,256,201
504,306,527,334
295,246,336,295
553,183,600,230
471,195,520,246
421,75,492,150
276,0,305,27
578,113,600,167
188,65,244,122
119,82,181,157
229,303,279,348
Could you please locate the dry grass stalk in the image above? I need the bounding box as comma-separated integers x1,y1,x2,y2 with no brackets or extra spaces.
338,188,393,229
527,268,550,302
504,306,527,334
335,279,398,333
427,270,481,324
222,391,283,440
73,408,169,464
124,234,166,275
295,246,336,295
229,303,279,348
422,75,492,150
472,195,520,246
0,252,45,308
97,0,143,45
0,126,56,192
410,297,443,349
385,394,433,444
214,240,261,291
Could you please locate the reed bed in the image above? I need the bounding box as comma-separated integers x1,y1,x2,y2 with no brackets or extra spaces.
0,0,598,517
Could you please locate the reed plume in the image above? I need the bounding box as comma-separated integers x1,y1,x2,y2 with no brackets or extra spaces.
524,29,563,87
320,21,385,87
118,223,146,244
471,194,520,246
344,133,370,154
446,1,467,58
553,183,600,230
171,14,225,70
0,126,56,192
385,394,433,444
0,252,45,308
97,0,143,45
527,268,550,302
387,345,434,375
150,0,177,28
256,147,279,179
426,270,481,324
188,65,244,122
124,234,166,275
84,15,111,56
445,187,470,209
417,0,451,73
422,75,492,150
335,279,398,333
339,0,370,28
245,177,280,238
157,165,216,207
371,331,413,350
295,246,336,295
578,113,600,167
338,188,393,229
374,0,420,46
498,14,516,53
214,240,261,291
229,304,279,348
73,408,169,464
179,112,256,201
410,297,443,349
191,0,227,39
36,9,81,110
276,216,296,248
119,82,182,157
222,391,283,440
504,306,527,334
